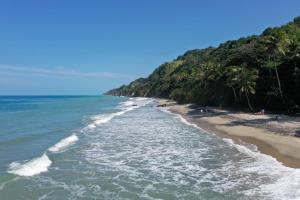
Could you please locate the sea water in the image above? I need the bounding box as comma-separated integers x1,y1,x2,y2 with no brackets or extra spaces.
0,96,299,199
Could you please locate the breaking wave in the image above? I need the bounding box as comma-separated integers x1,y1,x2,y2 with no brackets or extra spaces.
48,134,79,152
7,97,151,177
8,154,52,177
160,105,300,200
84,98,152,131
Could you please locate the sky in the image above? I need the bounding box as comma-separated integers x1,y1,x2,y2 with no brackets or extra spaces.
0,0,299,95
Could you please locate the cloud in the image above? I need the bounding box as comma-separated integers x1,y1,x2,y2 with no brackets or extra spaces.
0,65,131,79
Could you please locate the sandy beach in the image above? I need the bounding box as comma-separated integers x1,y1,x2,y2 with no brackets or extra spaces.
156,98,300,168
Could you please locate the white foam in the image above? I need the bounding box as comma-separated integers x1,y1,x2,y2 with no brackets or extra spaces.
86,111,128,130
84,98,151,131
87,123,96,129
48,134,79,152
222,138,300,200
93,114,115,125
160,106,300,199
119,100,135,107
134,97,149,101
177,114,200,129
37,191,54,200
160,107,202,130
8,153,52,176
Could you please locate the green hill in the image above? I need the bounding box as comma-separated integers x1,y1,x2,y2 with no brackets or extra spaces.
106,17,300,113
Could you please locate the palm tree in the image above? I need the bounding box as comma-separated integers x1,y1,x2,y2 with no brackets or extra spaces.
287,38,300,89
227,65,258,111
226,66,239,103
287,38,300,66
201,62,224,86
262,31,289,98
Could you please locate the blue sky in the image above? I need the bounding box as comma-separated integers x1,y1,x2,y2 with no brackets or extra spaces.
0,0,299,95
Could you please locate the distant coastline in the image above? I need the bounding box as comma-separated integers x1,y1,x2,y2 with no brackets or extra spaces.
156,98,300,168
106,16,300,114
105,16,300,168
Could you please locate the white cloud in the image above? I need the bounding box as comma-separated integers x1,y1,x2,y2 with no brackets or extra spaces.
0,65,131,79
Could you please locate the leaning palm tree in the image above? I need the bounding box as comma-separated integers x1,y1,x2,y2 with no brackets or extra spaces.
228,65,259,111
262,31,289,98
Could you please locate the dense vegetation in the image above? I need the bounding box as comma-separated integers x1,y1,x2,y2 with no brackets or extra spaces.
106,17,300,113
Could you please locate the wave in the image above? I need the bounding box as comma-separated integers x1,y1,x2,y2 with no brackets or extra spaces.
161,106,300,199
223,138,300,200
7,97,152,177
119,100,135,107
176,114,201,129
84,98,152,131
48,134,79,152
159,107,203,130
85,112,124,131
7,153,52,177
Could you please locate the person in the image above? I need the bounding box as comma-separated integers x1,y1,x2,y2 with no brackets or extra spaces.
255,108,265,115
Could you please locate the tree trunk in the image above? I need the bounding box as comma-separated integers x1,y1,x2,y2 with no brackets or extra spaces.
231,86,238,103
269,55,283,98
294,62,299,89
274,66,283,98
245,92,253,111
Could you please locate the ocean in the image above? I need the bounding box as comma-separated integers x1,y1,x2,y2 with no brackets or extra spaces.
0,95,299,200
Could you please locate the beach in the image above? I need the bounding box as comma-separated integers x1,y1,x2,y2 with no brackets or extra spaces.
156,98,300,168
1,96,300,199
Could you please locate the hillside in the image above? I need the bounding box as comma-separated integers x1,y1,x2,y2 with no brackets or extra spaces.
106,17,300,113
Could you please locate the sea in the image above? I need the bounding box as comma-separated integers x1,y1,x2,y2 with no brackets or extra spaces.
0,95,299,200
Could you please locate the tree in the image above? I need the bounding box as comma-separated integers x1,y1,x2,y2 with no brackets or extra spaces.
287,38,300,65
226,66,239,103
227,65,258,110
107,16,300,113
294,16,300,27
262,30,289,98
200,62,224,87
287,38,300,89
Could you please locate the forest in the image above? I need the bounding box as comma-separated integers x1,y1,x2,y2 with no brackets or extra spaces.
106,17,300,113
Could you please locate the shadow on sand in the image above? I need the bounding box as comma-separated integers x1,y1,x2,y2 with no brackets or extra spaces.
186,104,229,118
185,104,299,137
295,130,300,137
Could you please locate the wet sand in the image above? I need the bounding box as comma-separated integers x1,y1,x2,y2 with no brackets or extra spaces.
156,99,300,168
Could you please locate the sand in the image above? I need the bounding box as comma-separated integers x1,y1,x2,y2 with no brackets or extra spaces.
156,99,300,168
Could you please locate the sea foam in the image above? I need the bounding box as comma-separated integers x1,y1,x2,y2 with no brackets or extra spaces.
48,134,79,152
161,106,300,200
222,138,300,200
119,100,135,107
84,98,152,131
159,107,202,130
8,153,52,176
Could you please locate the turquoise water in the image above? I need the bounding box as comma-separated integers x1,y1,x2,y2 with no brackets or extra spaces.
0,96,299,199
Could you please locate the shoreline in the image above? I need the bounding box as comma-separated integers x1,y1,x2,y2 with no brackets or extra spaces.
155,98,300,168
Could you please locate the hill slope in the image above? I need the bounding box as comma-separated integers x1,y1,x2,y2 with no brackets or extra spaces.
106,17,300,113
